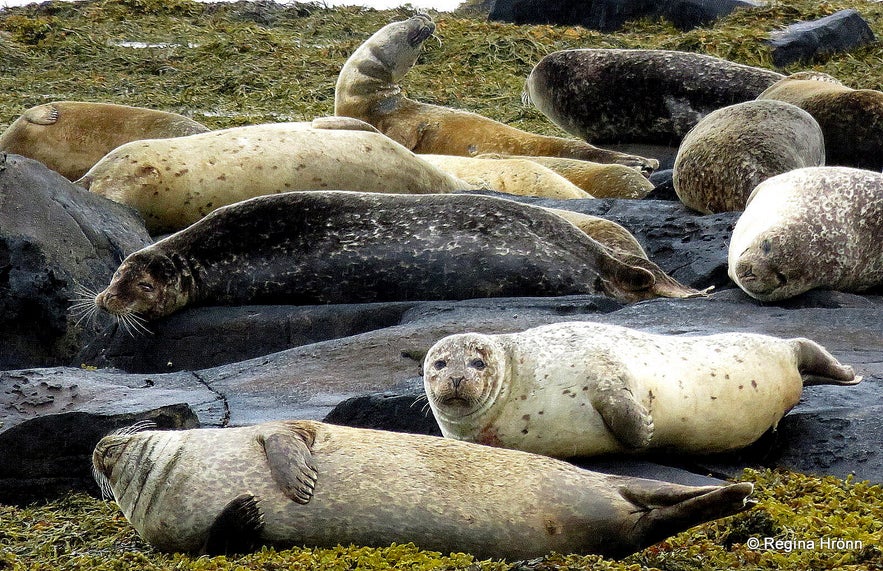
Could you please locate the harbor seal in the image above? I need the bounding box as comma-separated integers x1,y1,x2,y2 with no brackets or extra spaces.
92,420,755,558
418,154,591,199
334,14,658,174
672,100,824,213
76,118,473,233
476,153,654,198
90,191,695,322
729,166,883,301
0,101,208,180
757,71,883,171
424,322,861,457
524,49,784,146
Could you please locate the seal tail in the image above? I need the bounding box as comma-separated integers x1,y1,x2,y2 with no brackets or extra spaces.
792,338,863,386
623,480,755,555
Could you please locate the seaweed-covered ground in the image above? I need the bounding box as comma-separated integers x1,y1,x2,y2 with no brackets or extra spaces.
0,470,880,570
0,0,882,569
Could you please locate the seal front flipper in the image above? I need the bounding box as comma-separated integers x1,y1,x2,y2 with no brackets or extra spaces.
792,338,863,386
311,116,380,133
590,374,654,449
260,423,320,504
202,493,265,555
23,103,59,125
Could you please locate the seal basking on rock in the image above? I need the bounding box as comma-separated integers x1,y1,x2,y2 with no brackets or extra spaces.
424,322,861,458
0,101,209,180
92,420,755,558
729,166,883,302
334,14,657,174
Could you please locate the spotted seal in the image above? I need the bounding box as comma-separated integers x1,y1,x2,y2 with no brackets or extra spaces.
728,166,883,301
0,101,208,180
92,420,755,558
424,322,861,457
672,100,824,213
334,14,657,174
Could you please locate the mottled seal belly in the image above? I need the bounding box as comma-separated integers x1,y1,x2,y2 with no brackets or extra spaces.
92,191,696,321
92,420,755,559
524,49,784,146
334,14,658,174
729,166,883,301
758,71,883,171
424,322,861,457
0,101,208,180
673,100,824,213
76,118,473,233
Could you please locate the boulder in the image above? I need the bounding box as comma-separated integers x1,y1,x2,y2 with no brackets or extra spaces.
769,9,876,68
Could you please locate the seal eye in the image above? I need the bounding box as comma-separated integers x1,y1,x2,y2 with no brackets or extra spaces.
469,358,486,370
138,281,154,293
433,359,447,370
761,239,772,255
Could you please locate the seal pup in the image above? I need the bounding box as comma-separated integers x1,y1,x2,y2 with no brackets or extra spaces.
476,153,654,198
76,118,473,233
524,49,784,146
672,100,824,213
0,101,209,180
424,322,861,458
89,191,701,321
92,420,755,558
334,14,658,174
418,154,591,199
729,166,883,301
758,71,883,171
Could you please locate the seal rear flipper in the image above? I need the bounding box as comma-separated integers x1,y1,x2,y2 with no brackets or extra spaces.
202,493,265,556
596,254,657,303
590,375,654,449
614,252,707,299
625,481,755,553
23,103,60,125
260,425,319,504
792,338,863,386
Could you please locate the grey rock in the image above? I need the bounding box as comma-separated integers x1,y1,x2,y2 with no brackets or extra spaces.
769,9,876,68
0,153,152,370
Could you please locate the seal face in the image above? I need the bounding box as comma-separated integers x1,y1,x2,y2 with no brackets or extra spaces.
672,100,824,213
91,191,685,321
728,166,883,301
92,420,755,559
758,72,883,171
524,49,784,146
334,15,658,174
424,322,861,457
0,101,208,180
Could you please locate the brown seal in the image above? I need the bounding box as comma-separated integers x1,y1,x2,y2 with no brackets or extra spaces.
672,100,824,213
88,191,701,322
0,101,209,180
757,71,883,171
729,166,883,301
334,14,658,174
92,419,755,558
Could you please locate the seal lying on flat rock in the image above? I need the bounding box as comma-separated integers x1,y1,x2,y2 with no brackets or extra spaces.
0,101,208,180
92,420,755,558
524,49,784,146
673,100,824,213
476,153,654,198
334,14,657,174
757,71,883,171
729,166,883,301
424,322,861,458
90,192,703,321
76,118,473,233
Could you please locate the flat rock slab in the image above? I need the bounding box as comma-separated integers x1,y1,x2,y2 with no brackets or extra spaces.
769,9,876,68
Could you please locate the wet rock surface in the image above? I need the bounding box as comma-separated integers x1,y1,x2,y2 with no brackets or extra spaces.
768,9,876,68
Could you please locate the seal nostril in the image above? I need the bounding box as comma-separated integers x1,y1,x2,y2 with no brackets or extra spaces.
451,376,465,389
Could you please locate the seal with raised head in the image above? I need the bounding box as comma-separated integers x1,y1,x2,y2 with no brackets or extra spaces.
424,322,861,458
729,166,883,302
89,191,703,322
672,99,824,213
757,71,883,171
76,118,474,233
92,420,755,558
524,49,784,146
334,14,658,174
476,153,654,198
0,101,209,180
